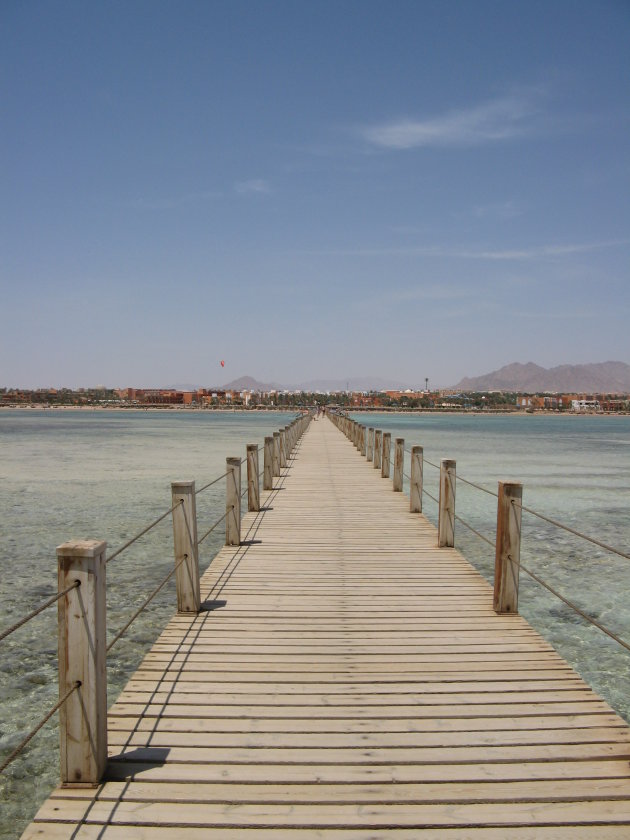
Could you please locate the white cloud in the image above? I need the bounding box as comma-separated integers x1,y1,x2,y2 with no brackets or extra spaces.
234,179,271,195
292,239,629,261
361,94,540,149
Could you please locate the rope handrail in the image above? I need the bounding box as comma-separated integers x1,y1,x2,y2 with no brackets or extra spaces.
403,445,496,496
395,438,630,660
0,681,80,776
512,500,630,562
0,580,80,644
456,474,498,498
198,508,230,545
509,553,630,655
107,554,187,652
454,512,495,549
195,469,230,496
107,499,183,565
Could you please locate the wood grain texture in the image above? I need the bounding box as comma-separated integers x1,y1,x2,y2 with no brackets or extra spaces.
25,417,630,838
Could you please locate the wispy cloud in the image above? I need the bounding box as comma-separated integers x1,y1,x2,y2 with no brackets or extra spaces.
463,239,630,260
361,93,541,150
234,179,271,195
292,239,629,260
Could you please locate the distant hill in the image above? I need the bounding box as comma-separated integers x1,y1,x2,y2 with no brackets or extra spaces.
454,361,630,393
221,375,280,391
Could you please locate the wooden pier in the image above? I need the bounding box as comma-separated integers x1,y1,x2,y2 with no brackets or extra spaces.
23,417,630,838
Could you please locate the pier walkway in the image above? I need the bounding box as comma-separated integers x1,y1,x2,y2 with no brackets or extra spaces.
24,417,630,838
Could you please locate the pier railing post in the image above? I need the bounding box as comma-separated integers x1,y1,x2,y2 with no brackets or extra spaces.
410,445,423,512
279,429,287,469
367,428,374,462
226,457,241,546
438,459,456,547
57,539,107,786
272,432,281,477
263,436,273,490
171,481,201,612
361,426,367,457
493,482,523,614
393,438,404,491
381,432,391,478
284,426,290,461
247,444,260,512
374,430,382,470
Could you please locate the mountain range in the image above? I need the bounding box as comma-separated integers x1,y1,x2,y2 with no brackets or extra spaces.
454,361,630,393
166,361,630,394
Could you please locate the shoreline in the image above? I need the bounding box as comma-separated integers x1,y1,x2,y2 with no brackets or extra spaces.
1,404,628,417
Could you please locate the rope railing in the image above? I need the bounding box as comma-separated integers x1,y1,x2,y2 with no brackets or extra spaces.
107,554,188,652
198,508,230,545
107,499,183,565
512,499,630,562
195,469,230,496
507,552,630,655
456,473,498,498
0,580,80,644
0,681,80,777
422,487,439,505
344,418,630,668
454,512,496,549
1,413,313,788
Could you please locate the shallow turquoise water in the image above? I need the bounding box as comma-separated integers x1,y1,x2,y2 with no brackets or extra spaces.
0,409,297,839
0,409,629,838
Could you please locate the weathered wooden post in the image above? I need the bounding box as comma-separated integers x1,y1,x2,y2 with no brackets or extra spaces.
367,428,374,461
57,539,107,785
226,457,241,546
263,436,273,490
272,432,281,477
374,430,382,470
410,445,423,512
361,425,367,457
283,426,291,460
393,438,404,491
381,432,391,478
438,459,456,547
171,481,201,612
493,482,523,614
247,444,260,512
279,429,287,468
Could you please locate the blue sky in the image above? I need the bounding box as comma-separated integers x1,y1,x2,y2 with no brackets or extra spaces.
1,0,629,388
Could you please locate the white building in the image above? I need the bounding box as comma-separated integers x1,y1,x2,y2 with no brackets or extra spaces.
571,399,600,412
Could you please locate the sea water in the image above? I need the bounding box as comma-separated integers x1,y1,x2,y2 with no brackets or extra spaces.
0,409,629,838
0,409,297,839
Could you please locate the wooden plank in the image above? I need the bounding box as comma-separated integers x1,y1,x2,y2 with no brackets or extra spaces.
29,797,630,827
24,417,630,838
20,823,630,839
